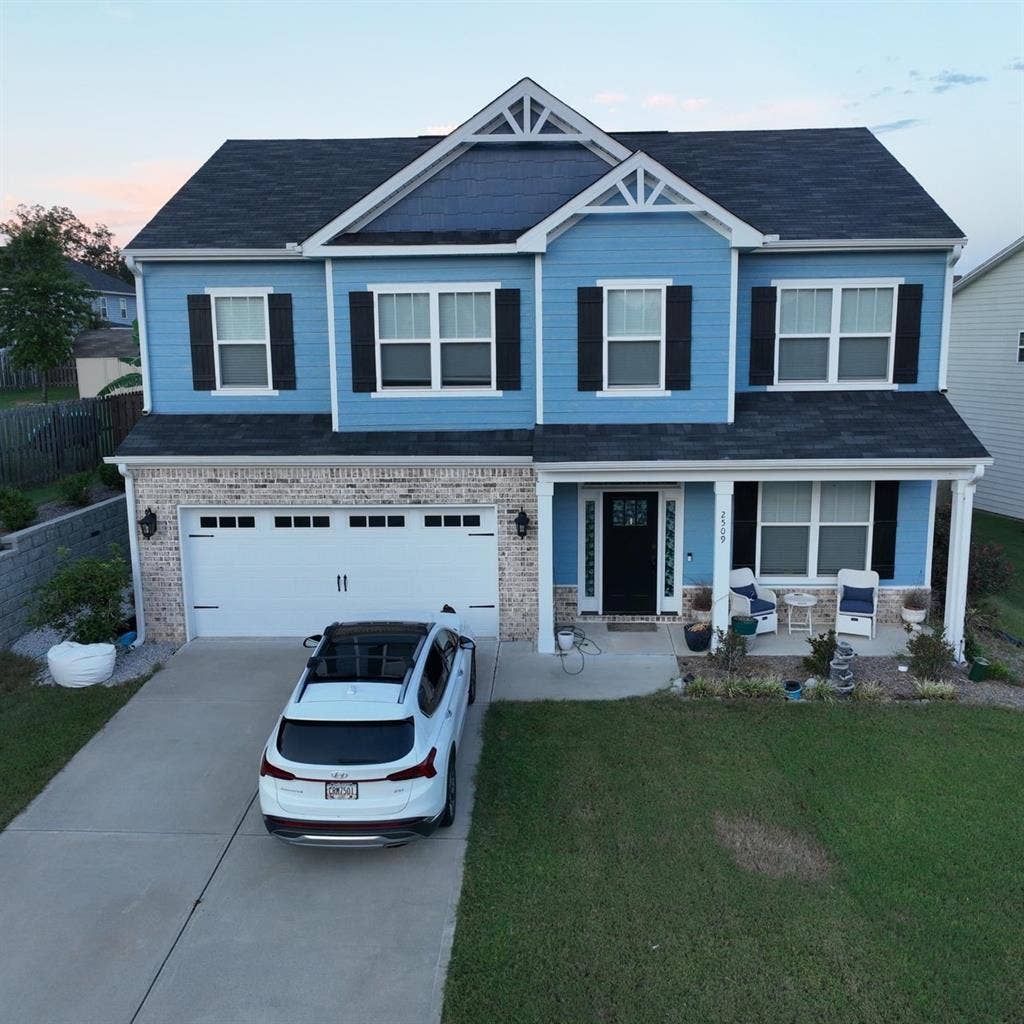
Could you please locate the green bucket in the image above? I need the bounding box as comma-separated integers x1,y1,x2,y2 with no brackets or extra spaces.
968,658,990,682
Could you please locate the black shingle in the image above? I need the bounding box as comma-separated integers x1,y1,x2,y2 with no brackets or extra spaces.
66,257,134,294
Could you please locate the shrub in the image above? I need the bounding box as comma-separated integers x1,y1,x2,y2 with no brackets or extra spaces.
0,487,37,532
685,677,715,698
722,676,784,700
852,681,890,704
902,588,931,612
708,627,747,675
968,542,1015,603
803,630,837,678
986,659,1018,683
915,679,957,701
804,679,836,703
57,471,93,507
906,627,955,680
97,462,125,491
690,585,712,614
30,544,130,644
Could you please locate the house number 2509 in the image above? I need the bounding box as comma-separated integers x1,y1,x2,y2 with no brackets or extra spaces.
719,510,728,543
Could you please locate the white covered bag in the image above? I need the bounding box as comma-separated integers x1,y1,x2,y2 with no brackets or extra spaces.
47,641,116,687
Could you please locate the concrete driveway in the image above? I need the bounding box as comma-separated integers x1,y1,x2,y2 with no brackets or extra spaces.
0,638,494,1024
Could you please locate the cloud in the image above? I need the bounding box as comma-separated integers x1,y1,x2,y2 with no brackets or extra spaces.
594,90,627,107
870,118,925,135
424,122,456,135
641,93,710,112
930,69,987,93
869,86,895,99
708,97,840,130
908,69,920,79
1007,59,1024,71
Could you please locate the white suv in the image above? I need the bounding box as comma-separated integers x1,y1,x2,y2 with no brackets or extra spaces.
259,614,476,848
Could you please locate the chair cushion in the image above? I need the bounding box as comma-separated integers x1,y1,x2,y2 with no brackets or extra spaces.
840,599,874,615
732,583,757,601
843,585,875,610
749,597,776,614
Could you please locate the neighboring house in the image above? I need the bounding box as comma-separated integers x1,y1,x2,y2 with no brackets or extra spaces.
73,326,138,397
946,237,1024,520
114,79,988,658
66,258,136,326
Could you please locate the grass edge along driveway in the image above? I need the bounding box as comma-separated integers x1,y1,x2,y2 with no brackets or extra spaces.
443,695,1024,1024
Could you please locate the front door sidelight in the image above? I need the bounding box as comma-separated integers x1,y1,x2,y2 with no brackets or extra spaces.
602,492,659,614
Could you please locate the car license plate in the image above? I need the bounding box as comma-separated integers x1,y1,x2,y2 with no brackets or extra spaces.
325,781,358,800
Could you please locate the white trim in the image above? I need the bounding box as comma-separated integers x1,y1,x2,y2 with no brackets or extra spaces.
596,277,673,288
125,257,151,413
209,388,279,397
728,249,738,423
938,245,961,390
952,236,1022,294
595,389,671,398
923,479,938,584
370,389,503,399
366,281,500,293
204,286,275,297
308,243,520,258
125,249,302,260
712,481,734,642
537,475,556,654
303,78,629,252
325,260,339,431
766,383,899,392
535,254,544,424
769,277,904,289
118,466,146,647
206,289,275,393
517,151,766,252
760,238,966,253
601,280,667,390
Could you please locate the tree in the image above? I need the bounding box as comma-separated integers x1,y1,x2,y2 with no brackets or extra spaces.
0,203,130,283
0,223,95,401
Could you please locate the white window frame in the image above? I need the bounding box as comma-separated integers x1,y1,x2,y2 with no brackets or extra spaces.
98,296,108,319
768,278,903,391
1017,330,1023,364
367,282,502,396
755,481,875,585
119,297,128,319
204,286,277,396
598,278,671,396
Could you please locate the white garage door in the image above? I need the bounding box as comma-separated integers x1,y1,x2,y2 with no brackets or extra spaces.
182,506,499,639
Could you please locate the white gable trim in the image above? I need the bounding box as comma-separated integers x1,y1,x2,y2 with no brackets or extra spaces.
516,151,766,252
302,78,630,254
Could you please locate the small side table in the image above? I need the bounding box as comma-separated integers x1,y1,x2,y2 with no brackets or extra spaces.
784,592,818,635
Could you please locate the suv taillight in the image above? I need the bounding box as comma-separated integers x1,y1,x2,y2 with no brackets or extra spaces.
386,747,438,781
260,751,295,781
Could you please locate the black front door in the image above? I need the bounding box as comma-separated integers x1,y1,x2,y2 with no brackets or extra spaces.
602,492,658,614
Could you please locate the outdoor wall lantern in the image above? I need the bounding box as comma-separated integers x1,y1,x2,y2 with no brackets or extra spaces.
514,508,530,539
138,507,158,540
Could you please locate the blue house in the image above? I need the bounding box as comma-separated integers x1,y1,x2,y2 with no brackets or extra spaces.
66,258,136,325
113,79,988,658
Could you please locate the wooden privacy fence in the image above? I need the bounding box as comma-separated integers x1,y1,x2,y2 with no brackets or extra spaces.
0,348,78,391
0,391,143,488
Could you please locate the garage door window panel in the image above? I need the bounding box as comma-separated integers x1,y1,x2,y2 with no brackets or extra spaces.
212,294,273,390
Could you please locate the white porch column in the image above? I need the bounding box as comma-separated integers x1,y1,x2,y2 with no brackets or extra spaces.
536,475,555,654
944,476,976,662
711,480,734,647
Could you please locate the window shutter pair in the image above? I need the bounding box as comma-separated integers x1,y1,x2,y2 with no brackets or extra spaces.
347,289,522,392
576,285,693,391
748,284,923,386
186,293,295,390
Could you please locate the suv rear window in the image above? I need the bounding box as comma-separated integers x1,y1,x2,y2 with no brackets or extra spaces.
277,718,415,766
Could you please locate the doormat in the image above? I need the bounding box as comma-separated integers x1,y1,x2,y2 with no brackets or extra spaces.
606,622,658,632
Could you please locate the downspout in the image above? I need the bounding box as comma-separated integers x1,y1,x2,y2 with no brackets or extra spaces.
118,464,146,647
937,243,962,393
125,256,152,413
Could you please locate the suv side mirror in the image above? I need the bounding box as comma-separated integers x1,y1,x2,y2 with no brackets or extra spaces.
303,634,323,648
458,636,476,651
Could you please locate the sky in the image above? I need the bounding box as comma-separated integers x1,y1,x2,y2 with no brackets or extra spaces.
2,0,1022,272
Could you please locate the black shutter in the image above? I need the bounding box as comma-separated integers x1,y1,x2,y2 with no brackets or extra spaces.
871,481,900,580
893,284,923,384
732,482,759,571
494,288,521,391
577,287,603,391
186,294,215,391
749,287,777,386
349,291,376,393
665,285,692,390
267,293,296,390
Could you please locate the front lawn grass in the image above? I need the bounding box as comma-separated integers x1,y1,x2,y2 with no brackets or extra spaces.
0,385,79,409
973,510,1024,637
444,697,1024,1024
0,650,147,829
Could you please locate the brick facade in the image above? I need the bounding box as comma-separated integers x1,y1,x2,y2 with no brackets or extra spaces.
130,465,538,643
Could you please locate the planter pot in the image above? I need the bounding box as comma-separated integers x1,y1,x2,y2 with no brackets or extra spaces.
556,629,576,653
783,680,802,701
731,617,757,637
683,623,712,652
47,641,116,687
968,658,990,682
901,607,927,626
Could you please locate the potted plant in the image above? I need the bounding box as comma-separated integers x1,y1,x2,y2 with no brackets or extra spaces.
683,621,712,652
731,614,757,637
689,585,712,622
901,588,930,627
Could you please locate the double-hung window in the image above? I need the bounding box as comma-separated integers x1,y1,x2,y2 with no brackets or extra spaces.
98,296,108,319
118,297,129,320
758,481,873,579
603,282,666,389
208,289,273,390
373,285,496,392
774,280,899,387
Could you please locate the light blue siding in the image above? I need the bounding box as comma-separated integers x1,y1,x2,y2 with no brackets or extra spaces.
143,261,331,414
736,251,947,392
365,144,608,234
553,483,578,585
893,480,933,585
542,213,732,424
331,255,535,431
93,291,136,324
682,483,715,586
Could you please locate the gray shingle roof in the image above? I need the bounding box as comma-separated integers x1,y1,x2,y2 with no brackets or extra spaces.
127,129,962,251
66,257,134,294
115,393,986,463
73,327,138,359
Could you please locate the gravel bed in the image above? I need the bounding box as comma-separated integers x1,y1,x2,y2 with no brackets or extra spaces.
10,626,177,687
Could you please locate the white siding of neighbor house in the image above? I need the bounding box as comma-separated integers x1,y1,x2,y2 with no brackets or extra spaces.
947,247,1024,520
